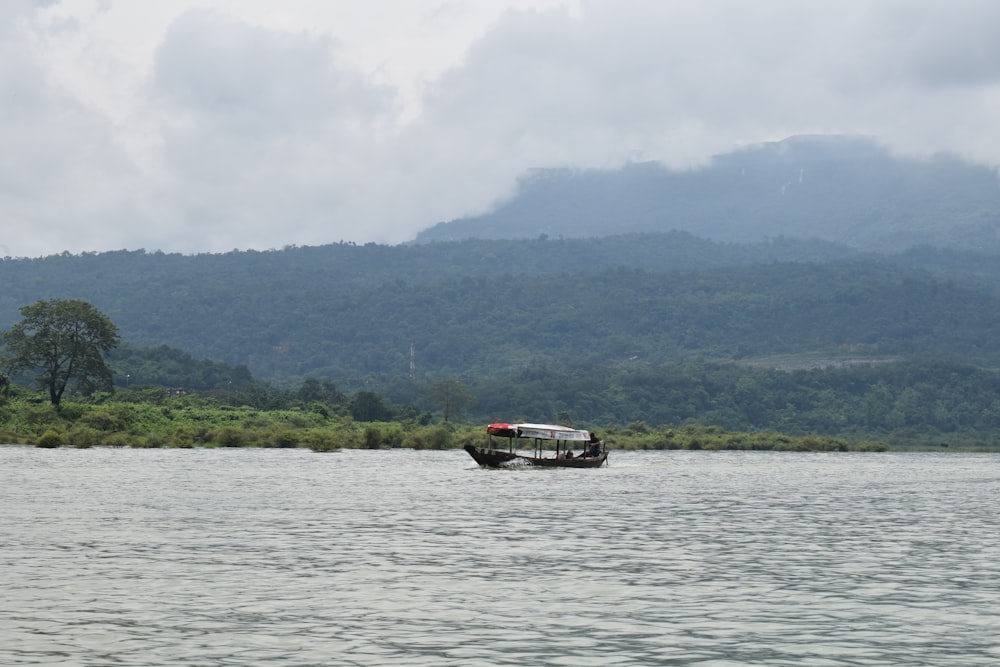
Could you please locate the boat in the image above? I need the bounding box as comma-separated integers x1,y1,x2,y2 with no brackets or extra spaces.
464,422,608,468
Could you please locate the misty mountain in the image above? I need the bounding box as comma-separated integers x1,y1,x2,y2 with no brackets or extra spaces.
416,135,1000,252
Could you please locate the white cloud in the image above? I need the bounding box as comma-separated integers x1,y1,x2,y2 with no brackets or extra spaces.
146,9,401,249
2,0,1000,257
0,1,144,258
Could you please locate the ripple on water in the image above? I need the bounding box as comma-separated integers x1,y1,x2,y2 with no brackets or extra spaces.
1,448,999,666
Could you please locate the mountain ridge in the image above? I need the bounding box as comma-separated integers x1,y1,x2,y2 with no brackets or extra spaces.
416,135,1000,252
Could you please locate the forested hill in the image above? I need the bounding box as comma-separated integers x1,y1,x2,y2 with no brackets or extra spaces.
417,135,1000,253
0,231,855,299
3,236,1000,388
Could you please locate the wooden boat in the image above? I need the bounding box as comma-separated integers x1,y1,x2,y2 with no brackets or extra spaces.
464,422,608,468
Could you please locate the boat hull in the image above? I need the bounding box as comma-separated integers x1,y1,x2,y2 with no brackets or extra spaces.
464,444,608,468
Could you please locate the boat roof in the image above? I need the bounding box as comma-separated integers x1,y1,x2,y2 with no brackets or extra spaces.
488,422,592,441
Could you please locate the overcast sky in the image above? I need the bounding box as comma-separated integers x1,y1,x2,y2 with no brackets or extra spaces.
3,0,999,258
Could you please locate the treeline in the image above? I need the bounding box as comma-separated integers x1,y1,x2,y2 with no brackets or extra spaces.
10,255,1000,385
7,355,997,446
106,345,255,391
0,232,857,307
209,260,1000,381
4,236,1000,387
451,359,1000,446
7,352,1000,446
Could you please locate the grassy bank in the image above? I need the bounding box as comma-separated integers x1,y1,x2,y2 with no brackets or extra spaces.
0,391,899,452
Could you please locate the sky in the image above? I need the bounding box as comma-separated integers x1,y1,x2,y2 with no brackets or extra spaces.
3,0,1000,258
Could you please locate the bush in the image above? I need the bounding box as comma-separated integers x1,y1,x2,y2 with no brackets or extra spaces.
305,431,341,452
80,406,133,432
398,424,460,450
170,425,197,448
269,430,300,448
214,426,248,447
36,430,65,448
426,426,452,450
854,440,889,452
103,432,134,447
241,415,272,429
404,432,426,450
283,413,314,429
306,427,360,452
67,426,102,449
24,404,59,426
383,428,404,448
137,433,168,448
363,427,382,449
57,403,86,421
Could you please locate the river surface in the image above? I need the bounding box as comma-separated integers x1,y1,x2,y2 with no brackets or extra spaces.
1,447,998,666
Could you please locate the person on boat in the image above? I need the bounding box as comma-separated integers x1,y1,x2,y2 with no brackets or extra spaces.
584,433,602,457
565,450,574,459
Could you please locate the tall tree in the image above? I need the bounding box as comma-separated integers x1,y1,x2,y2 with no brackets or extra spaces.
429,378,472,422
349,391,393,422
2,299,120,406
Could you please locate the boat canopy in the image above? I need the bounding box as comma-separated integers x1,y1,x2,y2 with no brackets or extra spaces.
488,423,592,442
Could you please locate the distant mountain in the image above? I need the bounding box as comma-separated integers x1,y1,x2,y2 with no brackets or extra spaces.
416,135,1000,252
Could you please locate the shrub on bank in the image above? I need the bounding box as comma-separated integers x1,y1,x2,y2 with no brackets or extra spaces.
214,426,248,447
102,432,134,448
67,425,102,449
36,430,66,448
268,429,300,449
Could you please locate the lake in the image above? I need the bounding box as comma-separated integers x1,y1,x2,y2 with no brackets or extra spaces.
1,447,998,666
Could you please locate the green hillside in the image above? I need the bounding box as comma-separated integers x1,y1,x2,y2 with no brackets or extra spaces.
5,234,1000,443
2,239,1000,386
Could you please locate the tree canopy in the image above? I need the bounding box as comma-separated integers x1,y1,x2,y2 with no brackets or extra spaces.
3,299,120,406
429,378,472,422
4,238,1000,391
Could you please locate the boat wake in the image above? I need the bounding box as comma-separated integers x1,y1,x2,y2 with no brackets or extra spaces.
499,458,532,468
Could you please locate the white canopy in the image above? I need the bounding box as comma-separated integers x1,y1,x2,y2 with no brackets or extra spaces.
513,423,591,442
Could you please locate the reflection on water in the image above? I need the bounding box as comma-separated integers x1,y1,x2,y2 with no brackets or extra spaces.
1,447,999,666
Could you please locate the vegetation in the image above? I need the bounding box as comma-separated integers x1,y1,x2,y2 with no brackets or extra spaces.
106,344,254,391
4,355,1000,451
429,378,473,422
5,246,1000,387
456,359,1000,448
2,300,119,406
3,227,1000,449
0,388,898,452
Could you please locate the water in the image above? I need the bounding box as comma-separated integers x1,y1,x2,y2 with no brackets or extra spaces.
1,447,998,666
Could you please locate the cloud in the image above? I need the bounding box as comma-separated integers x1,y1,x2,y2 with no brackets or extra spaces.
414,0,1000,169
155,10,391,129
0,1,144,258
3,0,1000,257
147,9,400,250
864,1,1000,88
